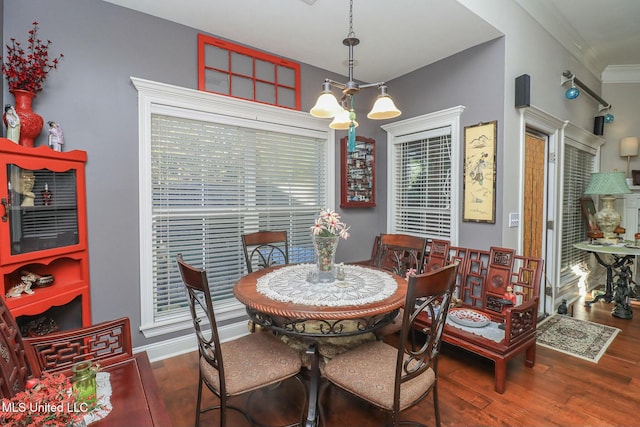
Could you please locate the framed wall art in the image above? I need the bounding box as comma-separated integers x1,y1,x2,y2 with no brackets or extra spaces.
463,121,497,223
340,135,376,208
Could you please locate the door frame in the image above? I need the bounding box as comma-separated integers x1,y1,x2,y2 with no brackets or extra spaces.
518,106,567,316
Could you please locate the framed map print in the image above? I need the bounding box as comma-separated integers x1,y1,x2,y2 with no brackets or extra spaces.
463,121,497,223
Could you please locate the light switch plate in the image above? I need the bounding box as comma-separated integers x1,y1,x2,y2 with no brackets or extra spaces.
509,212,520,228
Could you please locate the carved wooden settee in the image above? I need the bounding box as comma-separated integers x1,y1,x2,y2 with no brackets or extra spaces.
414,240,544,394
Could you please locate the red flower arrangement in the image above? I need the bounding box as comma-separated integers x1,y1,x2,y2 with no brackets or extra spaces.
1,21,63,94
0,372,84,427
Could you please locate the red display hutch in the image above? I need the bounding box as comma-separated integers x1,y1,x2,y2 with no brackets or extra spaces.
0,138,91,329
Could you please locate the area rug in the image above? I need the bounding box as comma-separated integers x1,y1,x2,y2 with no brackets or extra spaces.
536,315,620,363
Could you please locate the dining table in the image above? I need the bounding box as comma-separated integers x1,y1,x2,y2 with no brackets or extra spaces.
73,351,171,426
233,263,407,427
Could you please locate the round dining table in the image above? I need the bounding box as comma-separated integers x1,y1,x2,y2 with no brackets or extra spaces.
233,263,407,427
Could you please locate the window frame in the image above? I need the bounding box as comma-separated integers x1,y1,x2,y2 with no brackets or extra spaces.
383,106,465,244
197,34,301,110
131,77,333,337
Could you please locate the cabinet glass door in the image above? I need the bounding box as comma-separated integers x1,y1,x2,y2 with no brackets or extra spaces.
6,165,79,255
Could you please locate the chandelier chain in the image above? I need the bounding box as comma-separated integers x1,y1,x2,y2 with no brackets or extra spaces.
347,0,355,38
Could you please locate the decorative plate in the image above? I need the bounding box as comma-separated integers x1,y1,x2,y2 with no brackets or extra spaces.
448,308,490,328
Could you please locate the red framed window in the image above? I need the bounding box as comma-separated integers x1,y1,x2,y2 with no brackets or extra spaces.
198,34,301,110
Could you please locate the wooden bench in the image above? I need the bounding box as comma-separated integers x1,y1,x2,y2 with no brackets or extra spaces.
414,240,544,394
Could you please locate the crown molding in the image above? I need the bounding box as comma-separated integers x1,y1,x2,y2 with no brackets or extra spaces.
602,65,640,84
514,0,604,78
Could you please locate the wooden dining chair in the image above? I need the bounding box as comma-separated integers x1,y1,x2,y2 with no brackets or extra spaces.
373,233,428,337
176,254,304,427
323,263,459,427
241,230,289,273
375,233,428,277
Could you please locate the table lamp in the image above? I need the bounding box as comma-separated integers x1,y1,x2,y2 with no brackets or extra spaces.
620,136,639,184
584,171,631,243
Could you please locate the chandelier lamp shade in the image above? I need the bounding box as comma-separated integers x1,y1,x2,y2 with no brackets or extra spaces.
584,171,631,242
309,0,400,151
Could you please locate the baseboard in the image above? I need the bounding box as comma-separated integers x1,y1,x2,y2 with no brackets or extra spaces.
133,321,250,363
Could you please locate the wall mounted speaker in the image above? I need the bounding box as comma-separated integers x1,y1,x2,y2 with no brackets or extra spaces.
515,74,530,108
593,116,604,136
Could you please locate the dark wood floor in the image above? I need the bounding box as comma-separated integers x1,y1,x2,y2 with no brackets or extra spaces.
152,296,640,426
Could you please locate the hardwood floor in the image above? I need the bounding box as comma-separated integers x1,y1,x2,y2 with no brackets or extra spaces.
151,296,640,426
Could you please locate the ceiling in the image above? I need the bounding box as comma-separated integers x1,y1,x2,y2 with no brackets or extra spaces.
103,0,640,84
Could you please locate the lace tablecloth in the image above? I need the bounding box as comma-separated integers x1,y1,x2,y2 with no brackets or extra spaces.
256,264,398,307
85,372,112,425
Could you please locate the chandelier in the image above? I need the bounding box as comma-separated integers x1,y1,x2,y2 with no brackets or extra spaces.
309,0,401,149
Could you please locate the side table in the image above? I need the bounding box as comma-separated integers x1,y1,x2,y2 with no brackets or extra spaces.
574,241,638,319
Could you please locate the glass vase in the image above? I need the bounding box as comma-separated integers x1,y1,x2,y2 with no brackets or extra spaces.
313,235,339,282
71,361,97,405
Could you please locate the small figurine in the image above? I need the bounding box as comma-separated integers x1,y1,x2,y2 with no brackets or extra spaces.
41,183,52,206
4,104,20,143
503,286,517,305
47,121,64,151
501,285,517,314
557,299,568,315
5,273,37,298
20,170,36,207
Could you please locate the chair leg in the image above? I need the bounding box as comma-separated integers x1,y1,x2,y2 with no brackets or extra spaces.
433,382,441,427
195,373,204,427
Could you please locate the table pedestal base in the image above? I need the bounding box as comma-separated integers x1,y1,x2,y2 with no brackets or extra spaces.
583,251,634,319
612,304,633,319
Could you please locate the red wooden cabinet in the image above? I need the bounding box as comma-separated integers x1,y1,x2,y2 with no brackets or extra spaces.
340,135,376,208
0,138,91,329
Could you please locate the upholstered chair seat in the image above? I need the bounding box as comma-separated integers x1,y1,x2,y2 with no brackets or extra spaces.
324,340,435,411
200,331,301,396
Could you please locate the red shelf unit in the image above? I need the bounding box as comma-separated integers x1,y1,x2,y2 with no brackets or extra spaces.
0,138,91,328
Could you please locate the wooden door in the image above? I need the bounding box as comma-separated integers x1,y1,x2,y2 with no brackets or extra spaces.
523,132,546,260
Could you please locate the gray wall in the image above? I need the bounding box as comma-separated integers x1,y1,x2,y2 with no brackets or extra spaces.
3,0,504,348
387,39,505,249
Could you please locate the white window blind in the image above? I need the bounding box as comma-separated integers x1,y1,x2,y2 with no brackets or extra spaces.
392,129,452,237
150,114,325,321
560,141,596,282
383,106,464,243
133,78,332,336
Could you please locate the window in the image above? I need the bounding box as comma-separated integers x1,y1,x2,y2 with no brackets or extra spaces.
383,106,465,243
560,137,597,283
198,34,301,110
132,78,332,337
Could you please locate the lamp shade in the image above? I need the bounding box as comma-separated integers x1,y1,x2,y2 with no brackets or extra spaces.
329,107,358,130
584,171,631,196
310,92,341,118
367,96,401,120
620,136,639,157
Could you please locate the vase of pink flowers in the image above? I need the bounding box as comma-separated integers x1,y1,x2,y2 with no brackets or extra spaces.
310,209,350,282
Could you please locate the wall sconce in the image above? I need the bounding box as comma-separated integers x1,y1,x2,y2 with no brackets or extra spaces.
620,136,639,179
